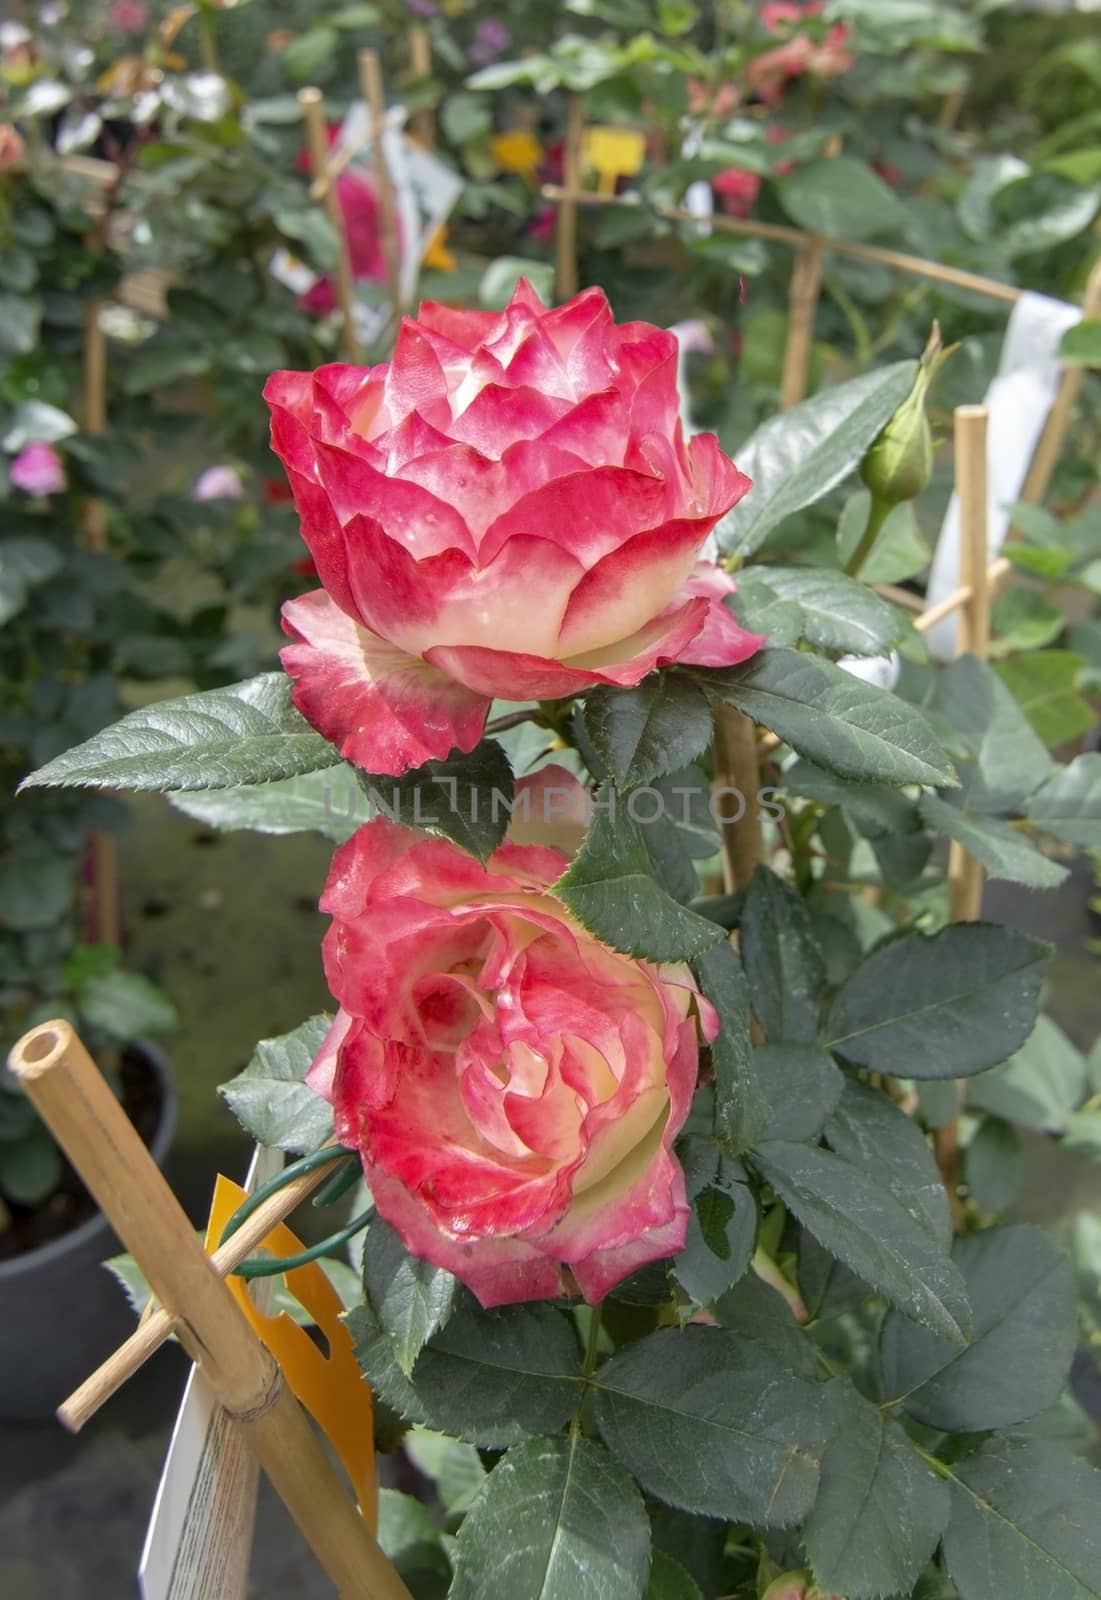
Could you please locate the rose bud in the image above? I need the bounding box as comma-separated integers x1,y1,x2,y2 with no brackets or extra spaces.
861,324,949,508
265,281,762,777
304,768,718,1307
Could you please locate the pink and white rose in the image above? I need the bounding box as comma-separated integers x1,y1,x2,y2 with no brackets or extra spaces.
306,769,718,1307
265,281,761,777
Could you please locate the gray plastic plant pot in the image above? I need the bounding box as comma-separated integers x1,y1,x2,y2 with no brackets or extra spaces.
0,1039,176,1424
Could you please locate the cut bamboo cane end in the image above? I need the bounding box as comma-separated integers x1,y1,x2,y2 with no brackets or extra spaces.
8,1018,73,1080
297,87,322,107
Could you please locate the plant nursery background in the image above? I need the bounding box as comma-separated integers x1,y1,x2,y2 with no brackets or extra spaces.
4,0,1101,1596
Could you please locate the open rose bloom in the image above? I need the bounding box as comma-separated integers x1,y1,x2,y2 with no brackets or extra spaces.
307,772,718,1307
266,281,761,776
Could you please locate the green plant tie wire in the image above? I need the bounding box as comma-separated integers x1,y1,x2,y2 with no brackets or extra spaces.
218,1143,358,1248
311,1156,365,1209
230,1204,376,1281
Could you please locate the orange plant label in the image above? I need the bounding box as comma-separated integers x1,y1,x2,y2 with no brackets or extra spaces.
205,1175,377,1528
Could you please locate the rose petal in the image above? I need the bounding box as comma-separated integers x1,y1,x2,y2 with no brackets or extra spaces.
367,1166,564,1307
281,590,489,776
668,560,765,669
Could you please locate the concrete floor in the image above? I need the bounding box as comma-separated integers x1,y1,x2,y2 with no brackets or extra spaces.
1,807,1099,1597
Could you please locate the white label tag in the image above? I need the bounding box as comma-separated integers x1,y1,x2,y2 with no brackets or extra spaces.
138,1146,282,1600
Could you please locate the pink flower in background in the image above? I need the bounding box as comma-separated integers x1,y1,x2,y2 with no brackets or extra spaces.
468,18,511,67
305,771,719,1307
528,204,557,244
106,0,148,33
686,77,740,118
193,465,245,501
297,133,390,315
10,442,65,497
406,0,438,16
712,166,761,218
0,123,24,171
265,280,761,777
760,0,822,32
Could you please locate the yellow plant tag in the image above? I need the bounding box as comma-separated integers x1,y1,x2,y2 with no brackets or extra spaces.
583,126,646,194
491,129,543,176
423,224,457,273
205,1175,377,1529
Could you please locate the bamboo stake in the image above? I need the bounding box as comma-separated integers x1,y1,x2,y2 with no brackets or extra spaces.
540,185,1025,304
9,1022,409,1600
780,238,825,411
555,96,586,302
947,406,989,927
299,88,363,363
409,25,434,149
914,557,1010,636
712,707,765,894
358,50,404,327
932,408,989,1212
80,301,121,951
59,1140,340,1434
1017,256,1101,509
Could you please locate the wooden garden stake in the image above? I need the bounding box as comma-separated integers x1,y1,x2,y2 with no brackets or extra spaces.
1017,255,1101,510
555,95,586,302
712,707,765,894
358,50,404,327
9,1021,410,1600
947,406,989,925
780,237,825,412
298,88,363,363
540,186,1025,305
59,1140,340,1432
926,407,988,1210
80,300,121,951
409,26,435,149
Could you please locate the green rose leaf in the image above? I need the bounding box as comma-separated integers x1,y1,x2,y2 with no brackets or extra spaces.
995,651,1093,748
804,1380,949,1600
750,1142,971,1342
350,1299,581,1449
966,1014,1087,1132
363,1217,461,1378
360,740,515,863
1060,317,1101,367
778,157,909,241
692,939,769,1150
737,565,908,657
941,1437,1101,1600
645,1549,703,1600
824,1078,951,1244
880,1224,1076,1431
0,537,64,628
755,1043,844,1144
932,653,1055,811
580,676,715,787
220,1015,335,1155
592,1325,829,1526
964,1117,1023,1214
919,793,1068,889
740,865,827,1043
824,923,1051,1079
674,1138,757,1307
714,361,917,560
1027,753,1101,847
702,648,954,788
449,1435,651,1600
170,765,363,843
376,1489,452,1593
556,793,725,961
20,674,342,793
